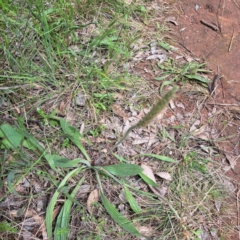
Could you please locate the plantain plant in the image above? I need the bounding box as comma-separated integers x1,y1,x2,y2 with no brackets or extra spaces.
0,87,178,239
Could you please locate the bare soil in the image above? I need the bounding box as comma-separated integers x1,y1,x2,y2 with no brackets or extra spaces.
157,0,240,238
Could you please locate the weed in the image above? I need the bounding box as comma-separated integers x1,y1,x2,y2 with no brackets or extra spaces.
0,221,17,234
0,87,178,238
156,57,211,92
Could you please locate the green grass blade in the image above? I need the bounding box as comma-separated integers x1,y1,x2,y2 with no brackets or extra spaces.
46,168,83,239
158,41,171,51
155,74,171,81
139,173,158,187
102,164,143,177
140,154,177,163
123,184,141,213
185,74,210,83
159,80,174,93
113,154,127,163
100,191,141,237
54,176,85,240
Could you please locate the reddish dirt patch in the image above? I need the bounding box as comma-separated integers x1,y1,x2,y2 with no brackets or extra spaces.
166,0,240,238
171,0,240,104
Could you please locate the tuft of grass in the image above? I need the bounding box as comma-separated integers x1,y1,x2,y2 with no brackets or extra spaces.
0,0,147,119
156,58,211,92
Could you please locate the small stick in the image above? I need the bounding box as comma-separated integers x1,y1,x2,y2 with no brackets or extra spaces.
207,103,239,106
0,84,31,90
228,28,235,52
233,0,240,9
200,19,220,32
208,74,221,94
237,189,240,240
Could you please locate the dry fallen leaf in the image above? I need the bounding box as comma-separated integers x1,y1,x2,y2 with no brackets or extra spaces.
59,100,66,115
158,186,168,198
52,205,61,221
33,215,48,240
190,120,201,132
214,198,222,212
141,164,156,183
225,153,238,170
87,189,100,214
37,199,44,212
75,91,86,106
169,100,175,109
80,122,85,135
132,138,149,145
76,185,91,198
24,209,36,218
165,16,178,25
146,54,167,63
192,125,209,140
137,226,153,236
156,172,172,181
141,164,167,198
176,102,185,109
32,179,42,193
9,210,18,217
112,104,128,121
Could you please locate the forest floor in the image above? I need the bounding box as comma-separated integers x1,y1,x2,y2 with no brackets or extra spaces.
0,1,239,239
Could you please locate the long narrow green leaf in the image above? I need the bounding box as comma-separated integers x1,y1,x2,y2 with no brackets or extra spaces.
54,176,85,240
159,80,174,93
17,127,45,152
46,168,83,239
185,74,210,83
155,74,170,81
44,154,63,175
100,191,141,237
45,154,86,168
102,164,143,177
123,184,141,213
113,154,127,163
140,154,177,163
59,119,90,162
22,139,37,150
139,173,158,187
0,124,23,149
7,172,23,196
